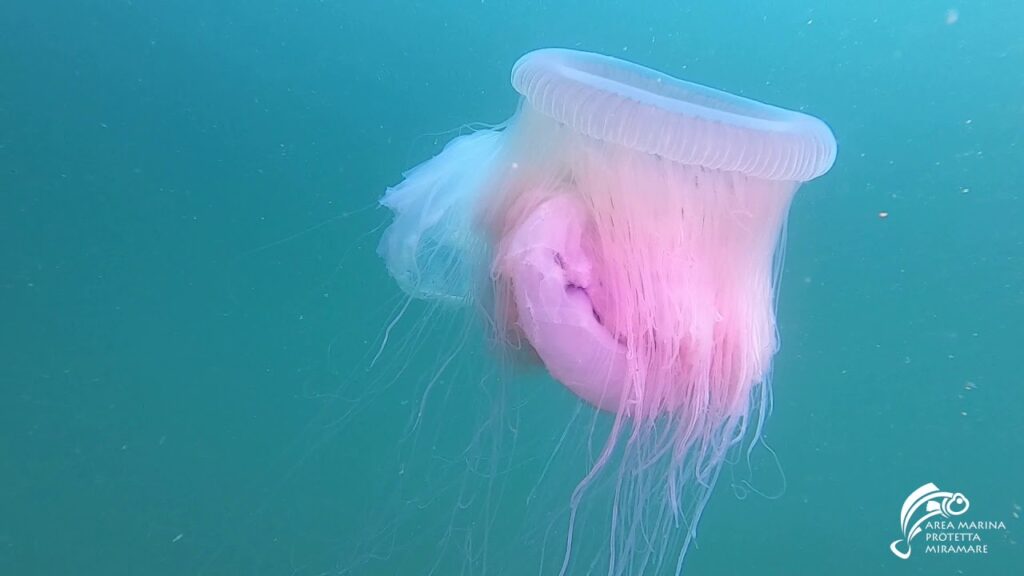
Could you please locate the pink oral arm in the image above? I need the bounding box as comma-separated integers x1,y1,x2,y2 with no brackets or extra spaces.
504,195,629,413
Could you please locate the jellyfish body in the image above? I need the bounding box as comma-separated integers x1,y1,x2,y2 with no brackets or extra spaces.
380,49,835,574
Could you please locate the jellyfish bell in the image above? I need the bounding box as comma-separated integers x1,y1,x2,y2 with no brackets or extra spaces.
379,48,835,573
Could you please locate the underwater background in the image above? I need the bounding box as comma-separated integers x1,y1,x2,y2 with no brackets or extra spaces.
2,0,1022,575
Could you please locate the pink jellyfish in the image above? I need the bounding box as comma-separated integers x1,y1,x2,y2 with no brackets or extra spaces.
379,49,835,574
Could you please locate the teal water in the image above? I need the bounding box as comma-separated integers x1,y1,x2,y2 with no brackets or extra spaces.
2,1,1021,575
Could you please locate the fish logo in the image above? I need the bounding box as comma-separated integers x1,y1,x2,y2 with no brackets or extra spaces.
890,482,970,559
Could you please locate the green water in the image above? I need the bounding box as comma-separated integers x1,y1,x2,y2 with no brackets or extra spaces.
2,1,1021,575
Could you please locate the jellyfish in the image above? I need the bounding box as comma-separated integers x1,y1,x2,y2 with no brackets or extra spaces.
378,48,836,574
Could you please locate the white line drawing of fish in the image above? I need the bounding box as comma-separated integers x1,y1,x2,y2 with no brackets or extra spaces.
890,482,970,559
